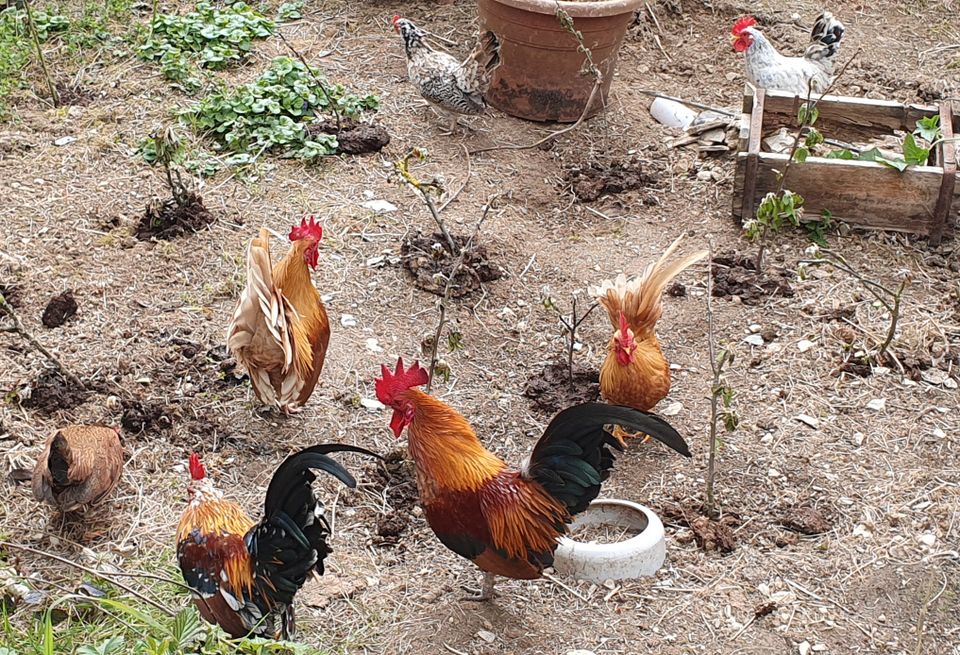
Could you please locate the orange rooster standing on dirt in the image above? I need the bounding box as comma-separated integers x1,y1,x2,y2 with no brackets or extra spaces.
176,445,378,639
32,425,124,514
227,217,330,413
590,235,707,413
375,358,689,600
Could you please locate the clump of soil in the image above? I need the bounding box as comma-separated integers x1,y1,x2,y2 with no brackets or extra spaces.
833,359,872,378
55,82,93,107
19,370,88,413
401,233,503,297
564,158,656,202
308,119,391,155
0,283,22,308
41,290,78,328
662,503,739,553
137,192,213,240
712,253,794,305
524,361,600,415
120,398,174,434
779,506,832,535
368,449,419,548
205,345,247,387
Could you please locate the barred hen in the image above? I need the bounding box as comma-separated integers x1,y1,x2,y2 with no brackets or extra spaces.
393,15,501,133
732,13,845,96
176,445,379,639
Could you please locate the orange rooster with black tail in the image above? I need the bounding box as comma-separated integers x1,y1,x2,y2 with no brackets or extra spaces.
176,445,379,639
375,358,689,600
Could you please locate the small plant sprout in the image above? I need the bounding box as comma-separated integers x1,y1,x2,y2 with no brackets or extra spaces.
394,148,458,257
704,247,737,517
799,246,909,367
539,286,599,388
23,0,59,107
150,125,191,208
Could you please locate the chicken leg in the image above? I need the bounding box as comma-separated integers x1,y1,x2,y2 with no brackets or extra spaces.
462,571,496,601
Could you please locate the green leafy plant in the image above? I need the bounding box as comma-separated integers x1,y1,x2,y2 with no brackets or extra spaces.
826,115,944,170
276,0,305,22
138,2,275,91
182,56,378,161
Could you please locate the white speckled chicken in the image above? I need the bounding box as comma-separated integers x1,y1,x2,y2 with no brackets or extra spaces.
392,15,501,133
732,13,845,97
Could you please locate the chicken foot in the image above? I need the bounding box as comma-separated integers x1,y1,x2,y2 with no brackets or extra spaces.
461,571,496,601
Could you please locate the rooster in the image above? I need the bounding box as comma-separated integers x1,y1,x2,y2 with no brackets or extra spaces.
176,445,379,639
375,358,689,600
590,235,707,415
732,13,845,97
32,425,123,513
227,217,330,413
392,15,501,134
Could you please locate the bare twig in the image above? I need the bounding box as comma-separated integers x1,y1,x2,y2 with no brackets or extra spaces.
276,30,342,131
0,541,177,616
546,293,599,387
424,201,495,392
438,144,472,214
0,293,86,390
23,0,59,107
395,149,459,256
799,247,908,363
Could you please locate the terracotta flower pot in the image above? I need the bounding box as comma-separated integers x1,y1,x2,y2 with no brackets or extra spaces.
478,0,644,123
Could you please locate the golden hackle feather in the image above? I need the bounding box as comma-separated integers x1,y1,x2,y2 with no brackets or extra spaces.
177,498,256,597
405,390,505,496
590,234,708,340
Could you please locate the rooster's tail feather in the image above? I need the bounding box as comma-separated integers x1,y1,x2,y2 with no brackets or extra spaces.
589,234,707,340
459,30,502,96
804,12,844,72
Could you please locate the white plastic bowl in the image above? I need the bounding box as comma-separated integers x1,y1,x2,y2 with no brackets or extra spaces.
553,499,666,583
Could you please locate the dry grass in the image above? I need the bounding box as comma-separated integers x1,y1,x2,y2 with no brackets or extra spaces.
1,0,959,653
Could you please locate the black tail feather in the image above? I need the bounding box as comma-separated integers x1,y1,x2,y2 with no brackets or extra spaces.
246,444,381,624
526,403,689,515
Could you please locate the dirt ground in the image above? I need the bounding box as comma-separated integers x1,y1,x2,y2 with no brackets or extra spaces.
2,0,959,653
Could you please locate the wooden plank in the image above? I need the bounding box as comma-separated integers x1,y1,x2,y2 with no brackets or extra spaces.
747,153,960,234
739,88,765,223
761,91,939,134
929,104,957,245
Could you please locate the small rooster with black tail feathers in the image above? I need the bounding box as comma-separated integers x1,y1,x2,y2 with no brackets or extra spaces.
176,445,379,639
375,358,690,601
392,15,501,134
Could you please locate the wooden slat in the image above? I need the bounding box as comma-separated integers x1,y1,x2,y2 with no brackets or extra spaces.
738,88,766,224
747,153,960,234
761,91,939,135
929,104,957,246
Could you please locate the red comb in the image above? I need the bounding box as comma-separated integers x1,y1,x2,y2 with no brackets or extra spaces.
732,16,756,36
289,216,323,243
375,357,429,405
392,15,401,26
188,452,205,481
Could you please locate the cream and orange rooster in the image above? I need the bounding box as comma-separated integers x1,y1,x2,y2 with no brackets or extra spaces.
176,445,379,639
392,15,501,133
227,217,330,413
732,13,845,97
32,425,124,514
590,235,707,415
375,358,689,600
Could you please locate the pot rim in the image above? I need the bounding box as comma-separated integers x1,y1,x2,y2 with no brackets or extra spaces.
482,0,645,19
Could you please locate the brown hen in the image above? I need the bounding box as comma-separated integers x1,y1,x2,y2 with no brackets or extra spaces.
32,425,123,513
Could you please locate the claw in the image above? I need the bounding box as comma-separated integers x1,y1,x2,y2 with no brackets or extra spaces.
461,572,496,601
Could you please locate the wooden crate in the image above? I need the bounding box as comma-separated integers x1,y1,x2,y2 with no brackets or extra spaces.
733,88,958,246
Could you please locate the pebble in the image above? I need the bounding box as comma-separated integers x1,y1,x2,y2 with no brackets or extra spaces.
660,401,683,417
748,323,762,333
767,468,781,478
798,641,811,655
932,428,946,439
477,630,496,643
917,533,936,546
53,136,76,147
340,314,357,328
361,199,397,213
794,414,819,429
743,334,764,347
866,398,886,411
797,339,815,352
365,338,383,353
